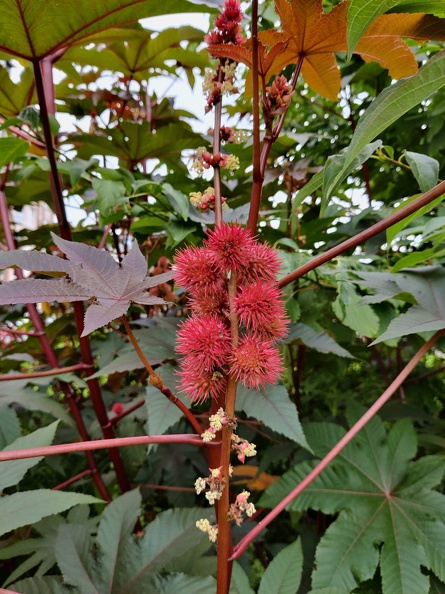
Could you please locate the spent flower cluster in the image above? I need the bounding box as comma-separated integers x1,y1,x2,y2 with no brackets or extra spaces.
174,224,289,403
228,490,256,526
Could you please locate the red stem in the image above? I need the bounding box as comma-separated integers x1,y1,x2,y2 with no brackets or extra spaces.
0,434,215,462
278,179,445,288
31,58,131,493
0,117,46,148
53,469,93,490
231,329,445,559
0,363,92,382
247,55,305,234
0,181,110,501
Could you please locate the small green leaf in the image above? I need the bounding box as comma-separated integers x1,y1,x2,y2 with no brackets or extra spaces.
0,137,29,168
0,421,59,491
258,539,303,594
236,384,310,449
325,51,445,200
163,183,190,221
0,490,103,537
405,151,440,192
285,323,355,358
230,562,256,594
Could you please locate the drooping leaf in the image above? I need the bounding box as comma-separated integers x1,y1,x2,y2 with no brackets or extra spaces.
0,421,59,491
230,562,256,594
148,573,217,594
0,490,102,537
55,524,99,593
260,411,445,593
145,365,184,447
258,539,303,594
285,323,355,358
0,405,21,450
0,234,172,336
324,50,445,200
236,384,310,449
405,151,440,192
0,0,214,61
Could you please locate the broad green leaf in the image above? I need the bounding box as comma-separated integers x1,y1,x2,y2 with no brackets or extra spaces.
12,576,71,594
0,421,59,491
260,413,445,593
308,589,351,594
0,0,214,61
0,67,35,118
347,1,402,59
0,137,29,167
163,183,190,221
145,365,184,448
321,140,382,212
390,1,445,16
236,384,310,449
119,508,215,591
324,51,445,201
391,247,437,273
0,490,102,537
55,524,99,593
386,194,444,245
95,489,142,593
285,323,355,358
332,282,380,338
230,562,256,594
0,404,21,449
92,179,127,218
405,151,440,193
258,539,303,594
0,379,74,426
371,267,445,344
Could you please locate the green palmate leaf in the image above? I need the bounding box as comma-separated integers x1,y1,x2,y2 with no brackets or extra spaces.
332,282,380,338
118,508,215,592
323,50,445,202
405,151,440,192
149,573,217,594
285,323,355,358
0,0,214,61
12,576,71,594
0,137,29,168
258,539,303,594
236,384,310,449
0,421,59,491
0,67,35,118
260,410,445,593
0,490,102,537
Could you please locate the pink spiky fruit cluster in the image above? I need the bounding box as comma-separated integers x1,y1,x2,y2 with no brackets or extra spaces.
174,224,289,402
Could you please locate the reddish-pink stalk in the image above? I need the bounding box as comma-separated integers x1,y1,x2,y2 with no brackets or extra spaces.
0,327,45,337
0,181,110,501
0,363,92,382
31,58,131,493
0,588,20,594
0,434,214,463
231,329,445,559
247,54,305,234
279,179,445,288
53,469,93,490
121,316,204,435
0,117,46,148
213,68,224,226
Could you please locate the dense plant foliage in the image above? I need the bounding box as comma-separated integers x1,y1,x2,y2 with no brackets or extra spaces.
1,0,445,592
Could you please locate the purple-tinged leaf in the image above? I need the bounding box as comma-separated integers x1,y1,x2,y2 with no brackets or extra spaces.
0,279,90,305
82,300,133,336
121,242,148,282
0,251,73,275
129,293,168,306
143,271,174,287
51,233,118,278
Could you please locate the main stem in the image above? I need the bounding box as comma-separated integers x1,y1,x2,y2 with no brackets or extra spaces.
231,329,445,558
216,272,239,594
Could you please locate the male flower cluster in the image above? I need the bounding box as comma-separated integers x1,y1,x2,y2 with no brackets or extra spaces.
174,224,288,402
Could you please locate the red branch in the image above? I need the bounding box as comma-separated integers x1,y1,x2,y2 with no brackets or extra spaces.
0,363,92,382
0,434,216,463
231,329,445,559
279,179,445,288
